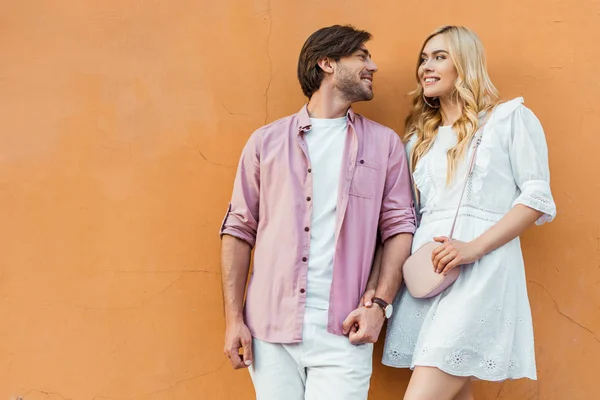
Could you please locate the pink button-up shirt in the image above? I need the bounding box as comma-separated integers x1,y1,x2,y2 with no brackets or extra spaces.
220,105,416,343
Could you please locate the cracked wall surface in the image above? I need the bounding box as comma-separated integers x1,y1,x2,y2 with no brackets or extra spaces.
0,0,598,399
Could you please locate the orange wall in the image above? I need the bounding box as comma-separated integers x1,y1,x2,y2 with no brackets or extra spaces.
0,1,598,399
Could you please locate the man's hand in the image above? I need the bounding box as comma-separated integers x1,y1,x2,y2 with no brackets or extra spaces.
224,319,253,369
341,305,385,345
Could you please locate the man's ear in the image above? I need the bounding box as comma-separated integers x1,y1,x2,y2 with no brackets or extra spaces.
317,57,335,74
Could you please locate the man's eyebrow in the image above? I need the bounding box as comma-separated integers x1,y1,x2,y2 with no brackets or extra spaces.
357,48,371,58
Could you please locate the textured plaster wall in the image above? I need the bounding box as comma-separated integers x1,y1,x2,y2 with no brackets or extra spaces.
0,1,598,399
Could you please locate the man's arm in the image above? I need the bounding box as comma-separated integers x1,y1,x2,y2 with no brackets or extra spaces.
374,132,416,304
342,233,412,343
374,232,412,304
342,132,416,344
219,131,262,368
359,240,383,308
221,235,254,369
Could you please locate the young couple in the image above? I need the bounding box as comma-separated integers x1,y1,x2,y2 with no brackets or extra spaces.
219,24,556,400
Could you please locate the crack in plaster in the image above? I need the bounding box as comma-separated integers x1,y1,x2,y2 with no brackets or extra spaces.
23,274,184,311
21,389,74,400
186,131,235,169
253,8,271,16
529,280,600,343
106,269,213,274
1,270,217,312
221,103,248,116
263,4,273,125
91,360,227,400
494,381,506,400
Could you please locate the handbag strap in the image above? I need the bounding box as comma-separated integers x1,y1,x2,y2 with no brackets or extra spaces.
447,120,489,240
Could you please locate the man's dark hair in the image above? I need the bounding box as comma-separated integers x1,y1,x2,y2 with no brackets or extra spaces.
297,25,372,99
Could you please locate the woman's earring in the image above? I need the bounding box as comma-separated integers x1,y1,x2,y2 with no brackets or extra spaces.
423,94,440,109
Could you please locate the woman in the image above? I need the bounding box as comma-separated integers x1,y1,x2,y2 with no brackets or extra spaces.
381,26,556,400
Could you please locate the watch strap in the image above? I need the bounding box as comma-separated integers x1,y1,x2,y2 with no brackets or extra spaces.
372,297,389,316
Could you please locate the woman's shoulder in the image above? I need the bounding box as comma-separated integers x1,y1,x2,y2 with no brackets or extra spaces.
489,97,541,125
486,98,546,146
487,97,522,122
403,133,418,154
404,132,418,145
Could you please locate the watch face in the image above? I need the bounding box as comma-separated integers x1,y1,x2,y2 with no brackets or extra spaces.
385,304,393,319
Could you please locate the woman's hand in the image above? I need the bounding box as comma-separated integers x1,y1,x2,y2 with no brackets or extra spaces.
359,288,376,308
431,236,484,275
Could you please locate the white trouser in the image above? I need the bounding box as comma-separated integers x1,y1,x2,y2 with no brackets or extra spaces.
249,306,373,400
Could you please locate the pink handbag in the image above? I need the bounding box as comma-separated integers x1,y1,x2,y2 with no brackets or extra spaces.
402,124,487,299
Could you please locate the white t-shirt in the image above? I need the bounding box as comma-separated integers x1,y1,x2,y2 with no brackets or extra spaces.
304,116,347,310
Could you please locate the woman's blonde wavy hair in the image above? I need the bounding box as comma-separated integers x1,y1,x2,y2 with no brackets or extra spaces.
405,26,501,184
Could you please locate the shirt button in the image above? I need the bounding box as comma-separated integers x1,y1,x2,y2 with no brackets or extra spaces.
300,288,306,294
307,168,312,173
360,159,365,164
304,227,309,232
306,197,311,201
302,257,307,262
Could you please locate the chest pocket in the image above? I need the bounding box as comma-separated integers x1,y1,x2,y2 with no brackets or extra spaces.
349,159,379,199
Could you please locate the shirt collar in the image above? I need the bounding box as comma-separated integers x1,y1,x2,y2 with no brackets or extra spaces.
297,104,356,134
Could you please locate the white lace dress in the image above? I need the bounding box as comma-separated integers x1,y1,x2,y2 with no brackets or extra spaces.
382,98,556,381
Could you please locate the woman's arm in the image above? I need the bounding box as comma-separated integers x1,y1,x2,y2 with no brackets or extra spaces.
432,204,542,274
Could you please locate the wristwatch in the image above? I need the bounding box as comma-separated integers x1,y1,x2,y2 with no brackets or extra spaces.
372,297,393,319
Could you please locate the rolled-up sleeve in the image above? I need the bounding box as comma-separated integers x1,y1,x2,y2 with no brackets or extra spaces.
219,130,262,247
508,106,557,225
379,132,417,242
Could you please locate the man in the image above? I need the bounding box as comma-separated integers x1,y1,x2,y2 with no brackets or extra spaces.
220,25,415,399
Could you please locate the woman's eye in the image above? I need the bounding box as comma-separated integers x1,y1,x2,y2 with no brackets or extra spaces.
420,58,427,64
436,55,445,60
